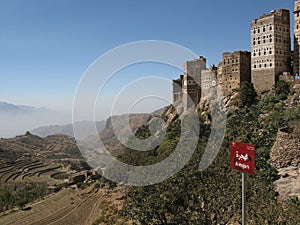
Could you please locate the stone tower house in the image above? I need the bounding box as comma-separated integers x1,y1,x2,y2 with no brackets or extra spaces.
182,56,206,110
218,51,251,96
294,1,300,75
251,9,291,93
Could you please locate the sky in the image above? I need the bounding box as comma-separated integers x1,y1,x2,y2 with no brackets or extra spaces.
0,0,295,127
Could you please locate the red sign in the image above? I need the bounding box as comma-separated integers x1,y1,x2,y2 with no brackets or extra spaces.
230,142,255,174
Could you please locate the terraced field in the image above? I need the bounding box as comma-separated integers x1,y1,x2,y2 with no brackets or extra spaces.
0,157,69,185
0,186,105,225
0,132,103,224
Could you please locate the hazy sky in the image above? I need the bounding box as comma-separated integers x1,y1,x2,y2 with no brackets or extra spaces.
0,0,294,122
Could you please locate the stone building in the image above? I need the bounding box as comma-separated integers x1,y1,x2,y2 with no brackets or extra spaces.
171,56,206,111
172,75,183,105
218,51,251,95
182,56,206,110
294,1,300,75
251,9,291,93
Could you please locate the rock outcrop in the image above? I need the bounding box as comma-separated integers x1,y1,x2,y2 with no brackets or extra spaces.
270,126,300,168
270,125,300,200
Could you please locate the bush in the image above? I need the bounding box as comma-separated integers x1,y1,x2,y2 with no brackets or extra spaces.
275,80,290,97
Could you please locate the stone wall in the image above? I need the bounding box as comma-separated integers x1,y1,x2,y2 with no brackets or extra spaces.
270,126,300,169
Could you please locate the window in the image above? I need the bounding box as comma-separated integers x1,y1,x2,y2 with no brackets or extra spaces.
264,64,267,67
263,28,265,32
258,41,260,44
254,65,256,68
253,41,255,45
253,53,256,56
270,26,272,30
270,63,272,67
270,38,272,42
269,50,272,54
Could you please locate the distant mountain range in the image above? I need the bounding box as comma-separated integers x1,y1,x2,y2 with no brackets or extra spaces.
0,101,46,113
31,121,106,140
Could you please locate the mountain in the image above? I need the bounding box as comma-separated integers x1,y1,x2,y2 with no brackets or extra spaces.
31,120,106,140
0,101,45,113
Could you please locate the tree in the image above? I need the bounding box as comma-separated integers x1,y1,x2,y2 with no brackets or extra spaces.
238,81,258,107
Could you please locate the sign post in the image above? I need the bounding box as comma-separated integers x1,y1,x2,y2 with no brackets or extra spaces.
230,141,255,225
242,172,245,225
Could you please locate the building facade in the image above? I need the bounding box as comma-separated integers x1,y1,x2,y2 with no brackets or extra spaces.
294,1,300,75
251,9,291,93
218,51,251,95
200,66,218,99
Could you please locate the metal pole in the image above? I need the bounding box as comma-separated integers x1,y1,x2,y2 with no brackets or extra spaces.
242,172,245,225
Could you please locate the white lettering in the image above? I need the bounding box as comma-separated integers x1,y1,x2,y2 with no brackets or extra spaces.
235,162,250,170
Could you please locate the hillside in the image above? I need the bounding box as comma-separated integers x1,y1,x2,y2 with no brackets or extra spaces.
31,120,106,140
117,80,300,224
78,110,166,169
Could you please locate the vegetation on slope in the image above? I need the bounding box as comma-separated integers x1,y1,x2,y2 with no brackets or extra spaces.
120,80,300,224
0,182,48,212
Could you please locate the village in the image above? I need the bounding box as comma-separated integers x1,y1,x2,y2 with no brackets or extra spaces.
172,2,300,111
